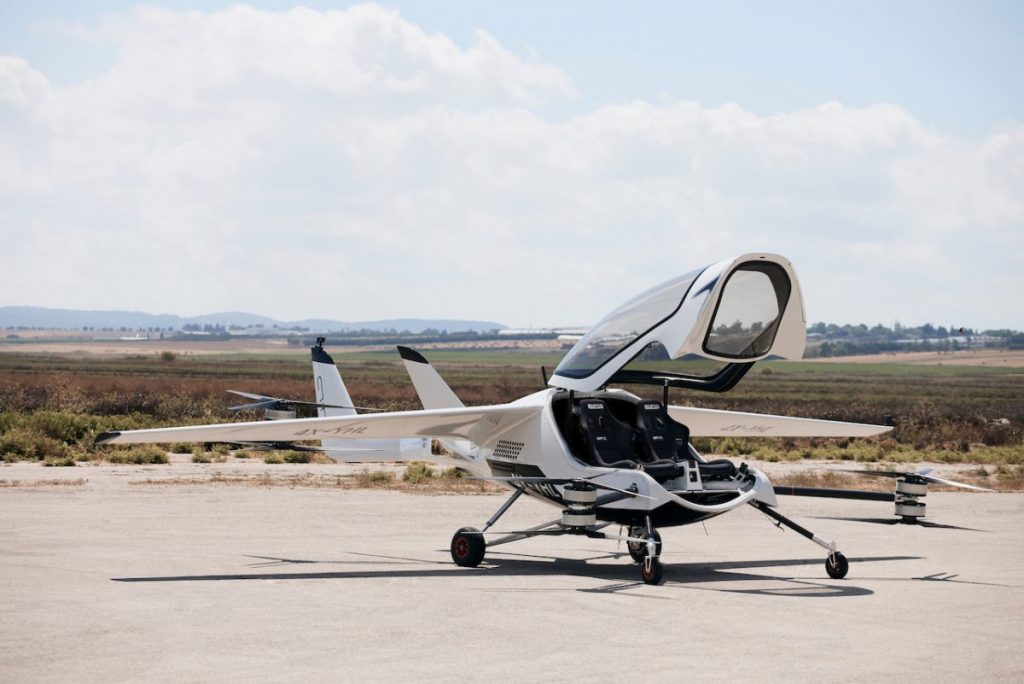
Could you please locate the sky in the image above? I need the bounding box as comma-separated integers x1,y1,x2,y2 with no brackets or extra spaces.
1,1,1022,329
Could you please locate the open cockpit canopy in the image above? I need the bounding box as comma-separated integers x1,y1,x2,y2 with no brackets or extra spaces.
550,254,806,392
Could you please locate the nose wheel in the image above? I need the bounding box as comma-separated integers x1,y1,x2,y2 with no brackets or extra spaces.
626,527,662,563
641,557,664,585
826,551,849,579
634,516,664,585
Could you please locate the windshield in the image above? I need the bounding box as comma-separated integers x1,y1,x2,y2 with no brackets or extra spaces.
554,268,703,379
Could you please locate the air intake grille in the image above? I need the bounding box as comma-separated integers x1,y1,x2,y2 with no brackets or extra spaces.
493,439,524,460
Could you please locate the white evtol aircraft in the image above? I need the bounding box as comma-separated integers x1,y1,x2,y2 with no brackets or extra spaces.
97,253,988,585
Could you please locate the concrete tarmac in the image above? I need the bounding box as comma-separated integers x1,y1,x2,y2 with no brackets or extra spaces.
2,462,1023,682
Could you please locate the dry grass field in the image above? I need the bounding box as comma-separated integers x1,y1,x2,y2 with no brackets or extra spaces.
0,345,1021,479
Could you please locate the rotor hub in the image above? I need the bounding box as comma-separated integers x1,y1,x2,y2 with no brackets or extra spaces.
894,477,927,520
561,481,597,528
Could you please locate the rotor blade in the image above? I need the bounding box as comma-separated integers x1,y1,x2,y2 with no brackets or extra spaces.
227,390,277,401
914,520,988,531
839,469,995,492
918,474,994,492
812,515,985,532
229,391,384,413
229,400,283,411
271,399,387,412
837,469,905,479
813,515,898,526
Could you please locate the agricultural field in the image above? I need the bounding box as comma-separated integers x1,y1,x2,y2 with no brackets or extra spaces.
0,347,1021,488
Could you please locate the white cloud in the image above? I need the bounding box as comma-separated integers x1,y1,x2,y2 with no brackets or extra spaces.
0,3,1021,330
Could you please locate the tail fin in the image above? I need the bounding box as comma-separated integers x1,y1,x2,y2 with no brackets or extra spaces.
312,337,355,418
398,346,464,409
398,346,473,459
312,337,433,462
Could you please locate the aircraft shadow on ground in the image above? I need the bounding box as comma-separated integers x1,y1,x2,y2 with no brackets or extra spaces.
111,552,927,598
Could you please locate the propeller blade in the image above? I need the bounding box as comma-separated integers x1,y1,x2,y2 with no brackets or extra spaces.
837,469,905,479
227,390,277,401
227,391,385,413
268,398,386,412
229,400,284,411
840,468,994,492
917,474,994,492
813,515,898,526
812,515,985,532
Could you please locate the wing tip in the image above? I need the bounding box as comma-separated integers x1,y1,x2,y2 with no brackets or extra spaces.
94,431,121,445
397,345,428,364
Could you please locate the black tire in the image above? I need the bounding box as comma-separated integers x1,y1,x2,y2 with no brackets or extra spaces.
627,527,662,563
450,527,486,567
641,557,664,585
826,552,849,579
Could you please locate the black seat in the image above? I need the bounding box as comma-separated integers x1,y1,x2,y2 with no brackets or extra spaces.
634,400,689,463
575,399,636,469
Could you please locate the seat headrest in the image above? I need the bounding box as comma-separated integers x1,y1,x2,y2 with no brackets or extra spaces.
579,400,608,414
636,400,665,415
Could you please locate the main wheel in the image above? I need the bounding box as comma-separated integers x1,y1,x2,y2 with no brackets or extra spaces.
641,557,664,585
450,527,486,567
825,552,849,579
626,527,662,563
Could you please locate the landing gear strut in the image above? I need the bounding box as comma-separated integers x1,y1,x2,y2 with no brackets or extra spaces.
638,516,664,585
449,485,667,584
752,501,849,580
627,526,662,563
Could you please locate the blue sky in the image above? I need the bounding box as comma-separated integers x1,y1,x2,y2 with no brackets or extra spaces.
4,1,1020,133
0,2,1022,328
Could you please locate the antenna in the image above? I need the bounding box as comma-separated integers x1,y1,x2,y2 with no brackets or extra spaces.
541,366,548,387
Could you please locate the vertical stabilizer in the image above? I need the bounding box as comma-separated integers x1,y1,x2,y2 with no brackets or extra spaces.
311,337,432,462
397,346,464,409
312,337,356,418
397,346,472,459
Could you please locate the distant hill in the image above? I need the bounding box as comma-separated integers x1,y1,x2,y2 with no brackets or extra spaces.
0,307,505,334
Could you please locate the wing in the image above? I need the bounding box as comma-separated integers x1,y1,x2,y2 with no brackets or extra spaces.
668,405,892,437
96,405,539,446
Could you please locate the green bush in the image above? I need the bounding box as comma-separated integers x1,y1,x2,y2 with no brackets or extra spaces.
354,468,395,487
0,427,69,461
192,452,212,463
264,454,283,464
171,442,193,454
25,411,99,445
44,456,77,467
283,451,312,463
107,446,169,464
402,462,435,484
440,467,465,480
